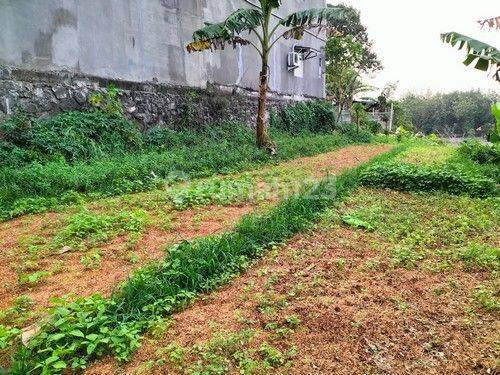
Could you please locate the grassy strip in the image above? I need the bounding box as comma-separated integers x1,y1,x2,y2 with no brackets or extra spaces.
0,130,377,221
9,145,403,374
360,162,498,198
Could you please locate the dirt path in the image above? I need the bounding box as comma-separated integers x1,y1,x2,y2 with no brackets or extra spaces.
87,189,498,375
0,144,391,317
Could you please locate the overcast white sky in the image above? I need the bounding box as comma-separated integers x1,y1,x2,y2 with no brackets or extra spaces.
327,0,500,97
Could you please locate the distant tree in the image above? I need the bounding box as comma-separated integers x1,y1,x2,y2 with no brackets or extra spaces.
187,1,351,151
325,36,373,121
324,4,380,122
326,4,382,72
400,91,498,137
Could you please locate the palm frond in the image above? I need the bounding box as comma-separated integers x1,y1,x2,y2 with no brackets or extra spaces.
280,6,349,39
187,8,262,53
441,31,500,80
224,8,263,34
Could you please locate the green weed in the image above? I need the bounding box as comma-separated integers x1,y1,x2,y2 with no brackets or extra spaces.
52,209,147,251
0,123,372,220
457,243,499,271
360,162,497,198
472,285,499,312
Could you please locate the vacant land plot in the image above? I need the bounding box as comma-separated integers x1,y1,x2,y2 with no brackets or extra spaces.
78,143,498,375
88,187,498,374
0,145,389,333
3,141,498,374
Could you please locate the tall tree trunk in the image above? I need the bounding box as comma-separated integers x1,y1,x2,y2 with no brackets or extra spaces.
256,65,270,148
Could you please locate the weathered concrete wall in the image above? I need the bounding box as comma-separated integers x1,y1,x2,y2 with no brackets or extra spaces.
0,0,326,98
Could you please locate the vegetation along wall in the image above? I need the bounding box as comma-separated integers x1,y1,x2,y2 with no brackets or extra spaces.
0,0,326,126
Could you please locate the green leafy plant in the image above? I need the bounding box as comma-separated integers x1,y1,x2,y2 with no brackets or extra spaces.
441,31,500,81
458,139,499,164
341,214,374,231
0,110,143,167
473,285,499,311
89,84,124,116
0,325,20,350
271,100,337,134
52,210,148,251
80,250,102,270
457,243,499,271
350,102,368,134
360,162,498,198
167,175,255,210
0,125,370,220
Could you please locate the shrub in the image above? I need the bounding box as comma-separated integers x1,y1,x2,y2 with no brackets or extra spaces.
360,162,498,198
367,120,383,134
458,139,499,164
88,84,124,117
0,127,369,220
336,123,373,143
0,110,143,166
270,100,336,134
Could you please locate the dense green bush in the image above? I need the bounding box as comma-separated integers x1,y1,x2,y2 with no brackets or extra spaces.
9,146,403,374
367,120,383,134
0,126,362,220
337,123,373,143
0,111,143,166
458,139,500,165
270,100,337,134
360,162,498,198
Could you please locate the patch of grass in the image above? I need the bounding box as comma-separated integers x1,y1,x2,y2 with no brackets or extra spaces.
360,162,497,198
52,209,148,251
472,285,499,312
397,145,456,165
167,174,254,210
339,189,498,269
0,126,368,220
457,243,499,271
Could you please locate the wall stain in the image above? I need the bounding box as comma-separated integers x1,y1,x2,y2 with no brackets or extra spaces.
33,8,77,61
34,31,52,59
53,8,77,28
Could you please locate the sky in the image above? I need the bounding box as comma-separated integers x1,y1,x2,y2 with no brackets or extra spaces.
327,0,500,97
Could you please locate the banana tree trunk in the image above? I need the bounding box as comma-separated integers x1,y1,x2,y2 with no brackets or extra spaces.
256,66,270,148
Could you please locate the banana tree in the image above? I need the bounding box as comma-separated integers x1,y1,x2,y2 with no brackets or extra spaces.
441,16,500,81
186,1,349,151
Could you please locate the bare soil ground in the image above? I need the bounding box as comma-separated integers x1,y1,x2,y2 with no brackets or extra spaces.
0,145,390,317
87,189,498,375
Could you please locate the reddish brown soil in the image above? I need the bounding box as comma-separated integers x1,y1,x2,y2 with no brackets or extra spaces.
88,226,498,375
0,144,390,316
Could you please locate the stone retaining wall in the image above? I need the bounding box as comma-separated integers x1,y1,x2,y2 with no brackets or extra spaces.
0,66,300,130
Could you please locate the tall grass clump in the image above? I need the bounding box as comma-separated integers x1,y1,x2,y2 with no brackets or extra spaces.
9,147,404,374
0,122,366,220
0,111,144,167
360,162,498,198
270,100,337,134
